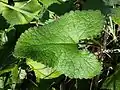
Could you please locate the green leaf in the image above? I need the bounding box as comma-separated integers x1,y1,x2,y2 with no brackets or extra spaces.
40,0,61,7
0,65,18,89
0,0,42,25
14,10,104,78
10,65,18,89
11,65,18,83
102,65,120,90
0,65,16,75
102,0,120,6
111,8,120,24
26,58,61,82
0,77,4,89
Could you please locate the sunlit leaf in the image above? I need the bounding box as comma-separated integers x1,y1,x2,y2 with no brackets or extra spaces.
14,10,104,78
0,0,42,25
26,58,61,82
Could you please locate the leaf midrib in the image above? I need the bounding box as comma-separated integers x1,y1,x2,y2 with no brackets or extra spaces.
19,41,78,45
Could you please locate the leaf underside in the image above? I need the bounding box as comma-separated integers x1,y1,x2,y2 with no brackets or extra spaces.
14,10,104,78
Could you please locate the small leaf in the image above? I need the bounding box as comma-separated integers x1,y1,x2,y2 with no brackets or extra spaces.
102,65,120,90
14,10,104,78
11,65,18,83
11,65,18,89
0,0,42,25
0,30,8,45
111,7,120,24
26,58,61,82
0,77,4,89
102,0,120,6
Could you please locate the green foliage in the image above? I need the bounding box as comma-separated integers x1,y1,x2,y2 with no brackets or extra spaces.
0,0,42,25
102,0,120,6
111,7,120,24
14,10,104,78
26,58,61,81
40,0,61,7
1,0,120,89
102,65,120,90
0,65,18,89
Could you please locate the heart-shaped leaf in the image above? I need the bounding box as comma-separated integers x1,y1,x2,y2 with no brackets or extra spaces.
14,10,104,78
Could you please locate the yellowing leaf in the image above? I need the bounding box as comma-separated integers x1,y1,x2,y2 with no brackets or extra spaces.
26,58,61,81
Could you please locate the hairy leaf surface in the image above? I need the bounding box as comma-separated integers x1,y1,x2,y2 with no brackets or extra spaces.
14,10,104,78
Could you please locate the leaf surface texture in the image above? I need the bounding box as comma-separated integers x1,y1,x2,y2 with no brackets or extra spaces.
14,10,104,78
